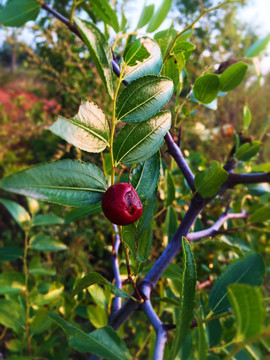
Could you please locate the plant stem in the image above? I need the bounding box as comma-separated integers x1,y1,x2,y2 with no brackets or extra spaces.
70,0,77,23
23,231,31,356
119,226,143,302
110,69,124,185
112,224,122,312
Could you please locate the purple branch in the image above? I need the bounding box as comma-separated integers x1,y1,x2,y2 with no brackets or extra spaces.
227,172,270,187
112,225,122,312
109,197,206,330
41,3,83,40
187,211,247,242
140,285,168,360
144,197,205,287
164,132,195,192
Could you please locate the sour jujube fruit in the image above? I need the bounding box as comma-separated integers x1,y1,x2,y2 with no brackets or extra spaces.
101,183,143,225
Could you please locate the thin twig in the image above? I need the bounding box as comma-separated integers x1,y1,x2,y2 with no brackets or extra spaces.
187,211,247,242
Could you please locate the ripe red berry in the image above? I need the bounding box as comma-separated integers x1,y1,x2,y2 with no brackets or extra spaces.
102,183,143,225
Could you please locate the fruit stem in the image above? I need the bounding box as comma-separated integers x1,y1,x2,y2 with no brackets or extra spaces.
110,67,125,185
119,226,143,302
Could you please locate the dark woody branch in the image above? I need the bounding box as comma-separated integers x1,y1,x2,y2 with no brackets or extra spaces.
227,172,270,187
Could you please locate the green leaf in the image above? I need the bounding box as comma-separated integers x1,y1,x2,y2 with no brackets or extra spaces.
228,284,265,342
0,271,25,295
252,162,270,172
0,159,108,207
196,313,207,360
87,305,108,328
32,214,64,226
30,308,53,335
136,189,157,239
165,169,175,206
114,111,171,166
50,100,110,153
219,62,248,92
122,37,162,82
249,206,270,223
161,53,185,92
193,74,220,104
0,198,31,230
29,257,56,276
209,253,265,315
49,314,132,360
164,206,178,243
0,0,40,27
72,272,132,299
120,8,128,31
29,233,68,252
235,141,261,162
172,41,195,54
228,284,264,341
131,152,160,201
147,0,173,33
205,319,222,347
74,17,114,99
122,224,144,262
245,35,270,58
194,161,228,198
31,282,64,306
116,75,173,123
136,206,155,272
0,299,25,333
154,27,178,59
137,4,155,29
90,0,119,33
0,246,23,262
243,105,252,130
169,237,197,359
65,202,102,224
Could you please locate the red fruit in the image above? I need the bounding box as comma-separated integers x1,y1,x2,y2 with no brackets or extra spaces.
102,183,143,225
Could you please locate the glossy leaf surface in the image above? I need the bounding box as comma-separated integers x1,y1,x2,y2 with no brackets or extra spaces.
74,17,114,99
50,314,132,360
193,74,220,104
0,198,31,230
147,0,173,33
116,76,173,122
131,152,160,201
194,161,228,198
228,284,264,341
219,62,248,92
114,111,171,166
209,253,265,315
0,160,108,207
50,100,110,153
169,237,197,359
0,0,40,27
122,37,162,82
